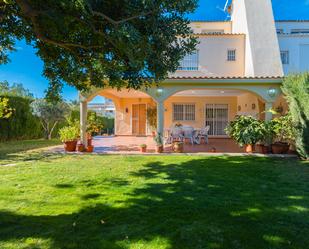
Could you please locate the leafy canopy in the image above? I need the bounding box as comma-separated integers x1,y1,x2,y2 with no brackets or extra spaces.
1,0,198,100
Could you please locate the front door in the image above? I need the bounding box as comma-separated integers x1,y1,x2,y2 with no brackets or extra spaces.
132,104,147,136
205,104,229,136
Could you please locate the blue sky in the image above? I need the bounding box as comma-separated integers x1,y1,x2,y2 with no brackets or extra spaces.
0,0,308,101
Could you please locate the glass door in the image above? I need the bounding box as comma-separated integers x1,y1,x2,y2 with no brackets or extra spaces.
205,104,229,136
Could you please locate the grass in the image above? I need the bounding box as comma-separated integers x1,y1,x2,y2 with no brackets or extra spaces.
0,148,308,249
0,139,61,165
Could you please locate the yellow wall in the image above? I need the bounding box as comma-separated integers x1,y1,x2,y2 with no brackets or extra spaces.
115,97,155,136
236,93,260,118
114,96,239,136
164,96,238,129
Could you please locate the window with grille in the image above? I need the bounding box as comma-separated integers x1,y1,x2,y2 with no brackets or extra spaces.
173,104,195,121
280,51,289,64
178,51,199,71
227,49,236,61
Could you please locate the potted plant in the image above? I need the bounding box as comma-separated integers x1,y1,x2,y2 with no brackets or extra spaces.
140,144,147,153
173,141,184,153
146,106,157,137
225,116,264,153
154,133,164,153
257,121,273,154
77,142,85,152
271,114,295,154
59,125,79,152
86,144,94,153
87,111,104,146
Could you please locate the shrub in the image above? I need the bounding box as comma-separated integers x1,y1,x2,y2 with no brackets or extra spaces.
225,116,265,147
281,74,309,159
59,126,79,142
270,114,295,144
0,95,43,141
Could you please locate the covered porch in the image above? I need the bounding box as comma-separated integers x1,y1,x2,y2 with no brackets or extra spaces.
79,77,284,153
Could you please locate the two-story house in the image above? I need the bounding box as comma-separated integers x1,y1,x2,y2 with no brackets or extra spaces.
79,0,294,145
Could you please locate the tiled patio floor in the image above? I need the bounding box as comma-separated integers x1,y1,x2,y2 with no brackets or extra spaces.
91,136,244,154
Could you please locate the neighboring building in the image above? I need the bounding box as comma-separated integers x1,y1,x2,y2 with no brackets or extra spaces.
79,0,304,143
276,20,309,74
88,100,115,118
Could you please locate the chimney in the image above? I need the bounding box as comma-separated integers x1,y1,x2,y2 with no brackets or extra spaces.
230,0,283,77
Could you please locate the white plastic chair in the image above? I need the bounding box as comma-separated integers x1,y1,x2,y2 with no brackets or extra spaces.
183,126,195,145
171,127,184,143
198,126,210,144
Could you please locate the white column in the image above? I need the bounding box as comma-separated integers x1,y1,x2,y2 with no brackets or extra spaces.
157,101,164,136
265,102,273,121
80,100,88,146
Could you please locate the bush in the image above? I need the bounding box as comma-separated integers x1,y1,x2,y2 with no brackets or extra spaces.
281,74,309,159
0,95,43,141
59,126,79,142
270,114,295,144
225,116,265,147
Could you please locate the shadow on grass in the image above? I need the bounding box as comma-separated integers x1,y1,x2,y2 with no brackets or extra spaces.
0,157,308,249
0,139,62,165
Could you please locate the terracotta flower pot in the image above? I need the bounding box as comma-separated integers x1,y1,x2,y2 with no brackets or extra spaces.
64,140,77,152
262,145,271,154
86,145,94,153
173,142,184,153
256,144,264,154
140,147,147,153
211,147,217,153
77,143,85,152
87,138,92,147
156,145,164,153
245,144,253,153
272,143,289,154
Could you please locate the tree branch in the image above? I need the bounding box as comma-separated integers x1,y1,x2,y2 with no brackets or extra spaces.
92,10,153,25
15,0,104,50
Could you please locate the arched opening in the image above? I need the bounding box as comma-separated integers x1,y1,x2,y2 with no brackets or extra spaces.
164,88,267,137
87,95,116,136
85,88,157,137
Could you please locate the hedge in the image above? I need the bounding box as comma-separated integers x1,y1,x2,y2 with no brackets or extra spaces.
0,95,43,141
281,73,309,159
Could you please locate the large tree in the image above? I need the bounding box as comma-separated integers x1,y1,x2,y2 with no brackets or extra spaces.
1,0,198,100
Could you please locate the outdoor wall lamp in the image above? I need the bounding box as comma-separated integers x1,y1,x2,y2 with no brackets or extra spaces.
268,88,277,98
156,87,164,97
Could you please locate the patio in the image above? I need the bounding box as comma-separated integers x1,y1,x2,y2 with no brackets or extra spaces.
91,136,244,154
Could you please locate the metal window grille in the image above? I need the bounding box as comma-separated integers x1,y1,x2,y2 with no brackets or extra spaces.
227,49,236,61
178,51,199,71
173,104,195,121
280,51,289,65
205,104,229,136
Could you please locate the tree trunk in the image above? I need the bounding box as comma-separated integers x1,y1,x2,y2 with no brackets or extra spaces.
48,121,58,140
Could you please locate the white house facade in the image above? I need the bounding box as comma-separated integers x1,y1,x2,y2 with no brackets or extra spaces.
276,20,309,74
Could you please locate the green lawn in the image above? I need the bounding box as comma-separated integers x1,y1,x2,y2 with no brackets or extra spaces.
0,139,61,165
0,146,308,249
